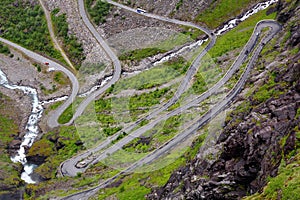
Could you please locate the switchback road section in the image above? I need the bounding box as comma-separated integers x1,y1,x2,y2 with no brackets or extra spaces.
60,0,216,177
60,20,281,200
0,37,79,129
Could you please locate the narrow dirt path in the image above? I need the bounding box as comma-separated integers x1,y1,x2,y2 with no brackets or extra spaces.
39,0,76,71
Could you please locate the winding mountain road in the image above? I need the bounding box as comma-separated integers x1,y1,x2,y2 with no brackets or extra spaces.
58,0,279,177
107,0,217,119
0,37,79,129
45,0,122,128
60,20,282,200
0,1,281,199
59,16,280,177
63,0,122,126
60,0,217,176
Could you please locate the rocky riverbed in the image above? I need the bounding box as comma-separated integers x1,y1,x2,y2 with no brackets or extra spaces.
0,47,70,162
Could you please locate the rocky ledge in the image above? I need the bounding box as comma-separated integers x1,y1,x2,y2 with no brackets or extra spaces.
147,1,300,199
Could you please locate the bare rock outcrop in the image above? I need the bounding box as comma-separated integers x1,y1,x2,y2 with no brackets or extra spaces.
147,2,300,199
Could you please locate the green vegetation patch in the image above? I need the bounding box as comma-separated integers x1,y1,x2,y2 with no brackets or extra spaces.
27,126,84,180
95,132,208,200
119,48,167,62
51,9,85,70
58,98,83,124
0,0,62,60
103,150,146,170
114,57,189,92
176,0,183,10
94,98,117,126
123,115,183,153
95,87,172,125
245,127,300,200
196,0,260,28
253,75,279,104
0,43,10,55
128,88,172,119
0,93,22,189
53,71,68,85
86,0,111,24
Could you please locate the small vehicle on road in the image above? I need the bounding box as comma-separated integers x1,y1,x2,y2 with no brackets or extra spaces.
76,161,87,168
137,8,146,14
45,62,49,65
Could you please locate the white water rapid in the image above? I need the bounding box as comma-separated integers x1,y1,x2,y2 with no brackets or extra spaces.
0,69,43,184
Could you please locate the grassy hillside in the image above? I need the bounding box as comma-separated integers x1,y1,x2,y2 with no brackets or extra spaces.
51,8,85,70
0,0,62,61
196,0,261,28
244,137,300,200
85,0,111,25
14,0,300,199
0,92,22,195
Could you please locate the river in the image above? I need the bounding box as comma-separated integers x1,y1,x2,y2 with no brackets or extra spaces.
0,0,278,185
0,68,43,184
152,0,278,65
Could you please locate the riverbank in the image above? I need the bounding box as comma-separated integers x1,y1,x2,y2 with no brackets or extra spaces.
0,45,72,184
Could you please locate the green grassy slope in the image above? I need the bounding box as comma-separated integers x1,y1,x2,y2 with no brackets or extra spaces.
196,0,261,28
0,92,22,195
0,0,63,61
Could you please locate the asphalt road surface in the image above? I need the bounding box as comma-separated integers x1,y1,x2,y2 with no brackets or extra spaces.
59,0,217,177
59,18,281,178
0,37,79,129
107,0,217,119
0,4,280,200
63,0,122,126
60,20,281,200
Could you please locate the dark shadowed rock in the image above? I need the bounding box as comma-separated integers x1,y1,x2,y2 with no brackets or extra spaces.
147,2,300,199
9,140,21,150
75,140,84,146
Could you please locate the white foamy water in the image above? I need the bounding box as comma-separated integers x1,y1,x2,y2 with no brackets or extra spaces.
41,95,68,105
215,0,278,35
79,75,113,97
21,164,38,184
122,68,148,77
153,0,278,65
153,39,207,66
0,69,43,184
78,0,279,99
0,0,278,184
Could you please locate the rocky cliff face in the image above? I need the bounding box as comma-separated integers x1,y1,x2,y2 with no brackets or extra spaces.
148,1,300,199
